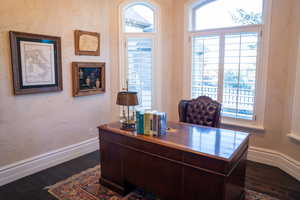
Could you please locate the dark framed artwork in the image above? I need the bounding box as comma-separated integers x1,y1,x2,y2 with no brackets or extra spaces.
74,30,100,56
72,62,105,97
9,31,63,95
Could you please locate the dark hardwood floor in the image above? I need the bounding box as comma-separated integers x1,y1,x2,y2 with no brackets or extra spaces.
0,150,299,200
245,160,300,200
0,151,100,200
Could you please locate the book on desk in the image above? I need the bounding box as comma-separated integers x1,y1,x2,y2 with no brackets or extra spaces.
136,110,167,136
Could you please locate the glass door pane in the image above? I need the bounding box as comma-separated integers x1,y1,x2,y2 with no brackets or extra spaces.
127,38,153,110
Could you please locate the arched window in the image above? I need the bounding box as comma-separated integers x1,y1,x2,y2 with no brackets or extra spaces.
123,3,155,33
120,1,159,110
187,0,265,123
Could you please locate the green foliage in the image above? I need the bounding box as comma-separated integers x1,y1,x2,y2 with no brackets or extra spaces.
231,9,262,25
224,70,251,89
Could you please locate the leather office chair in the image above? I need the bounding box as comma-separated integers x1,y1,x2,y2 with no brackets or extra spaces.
178,96,221,128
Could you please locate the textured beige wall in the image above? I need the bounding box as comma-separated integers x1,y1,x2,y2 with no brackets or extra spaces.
0,0,175,167
0,0,112,166
249,0,291,150
171,0,300,161
281,0,300,158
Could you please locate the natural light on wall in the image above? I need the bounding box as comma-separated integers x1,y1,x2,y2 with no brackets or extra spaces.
190,0,263,121
289,40,300,141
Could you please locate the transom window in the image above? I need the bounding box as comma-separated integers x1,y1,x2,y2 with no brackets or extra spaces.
189,0,264,121
191,0,263,31
123,3,155,33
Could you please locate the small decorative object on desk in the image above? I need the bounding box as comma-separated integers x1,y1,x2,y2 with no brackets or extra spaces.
116,90,139,131
136,110,167,136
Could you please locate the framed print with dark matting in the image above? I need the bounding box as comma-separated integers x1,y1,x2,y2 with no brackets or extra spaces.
9,31,63,95
72,62,105,97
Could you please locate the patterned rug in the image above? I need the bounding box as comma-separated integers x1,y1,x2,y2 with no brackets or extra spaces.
46,165,279,200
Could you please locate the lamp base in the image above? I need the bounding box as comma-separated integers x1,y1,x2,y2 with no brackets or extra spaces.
121,121,136,131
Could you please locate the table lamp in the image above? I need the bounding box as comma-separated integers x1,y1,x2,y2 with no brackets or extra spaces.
116,91,139,131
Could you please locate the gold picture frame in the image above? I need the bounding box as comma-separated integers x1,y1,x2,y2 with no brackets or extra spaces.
72,62,105,97
74,30,100,56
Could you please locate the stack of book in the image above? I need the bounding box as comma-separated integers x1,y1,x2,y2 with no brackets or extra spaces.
136,110,167,136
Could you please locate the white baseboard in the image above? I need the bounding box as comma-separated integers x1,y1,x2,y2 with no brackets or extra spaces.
0,139,299,187
248,146,300,181
0,137,99,187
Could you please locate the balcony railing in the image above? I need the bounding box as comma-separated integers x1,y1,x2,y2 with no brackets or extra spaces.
192,86,254,119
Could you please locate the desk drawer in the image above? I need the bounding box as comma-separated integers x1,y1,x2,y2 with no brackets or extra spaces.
183,151,228,175
124,136,183,162
101,130,183,162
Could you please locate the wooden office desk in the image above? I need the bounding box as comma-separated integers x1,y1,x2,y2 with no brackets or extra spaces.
98,122,249,200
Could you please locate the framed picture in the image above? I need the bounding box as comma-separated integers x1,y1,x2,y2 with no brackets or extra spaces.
74,30,100,56
9,31,63,95
72,62,105,97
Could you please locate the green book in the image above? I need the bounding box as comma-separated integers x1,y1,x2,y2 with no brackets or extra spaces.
136,111,144,134
140,111,144,134
136,111,140,134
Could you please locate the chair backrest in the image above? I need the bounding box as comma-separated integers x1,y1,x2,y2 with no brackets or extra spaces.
178,96,221,128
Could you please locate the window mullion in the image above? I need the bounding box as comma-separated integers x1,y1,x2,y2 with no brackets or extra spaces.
251,28,262,121
235,34,242,119
218,33,225,103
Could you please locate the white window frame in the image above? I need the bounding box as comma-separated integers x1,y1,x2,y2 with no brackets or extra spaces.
119,0,161,110
183,0,273,130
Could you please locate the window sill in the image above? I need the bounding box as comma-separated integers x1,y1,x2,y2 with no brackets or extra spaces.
287,133,300,143
221,120,265,132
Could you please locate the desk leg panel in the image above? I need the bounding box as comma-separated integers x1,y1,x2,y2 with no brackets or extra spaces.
224,151,247,200
122,147,183,200
183,166,224,200
100,140,127,195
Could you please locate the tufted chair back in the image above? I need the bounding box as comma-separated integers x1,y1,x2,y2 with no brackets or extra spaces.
178,96,221,128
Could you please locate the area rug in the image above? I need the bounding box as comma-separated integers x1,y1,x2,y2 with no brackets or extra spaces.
46,165,279,200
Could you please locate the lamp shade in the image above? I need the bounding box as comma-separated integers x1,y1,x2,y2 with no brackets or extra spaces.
116,91,139,106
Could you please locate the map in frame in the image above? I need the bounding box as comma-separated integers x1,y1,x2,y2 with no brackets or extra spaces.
20,41,55,86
